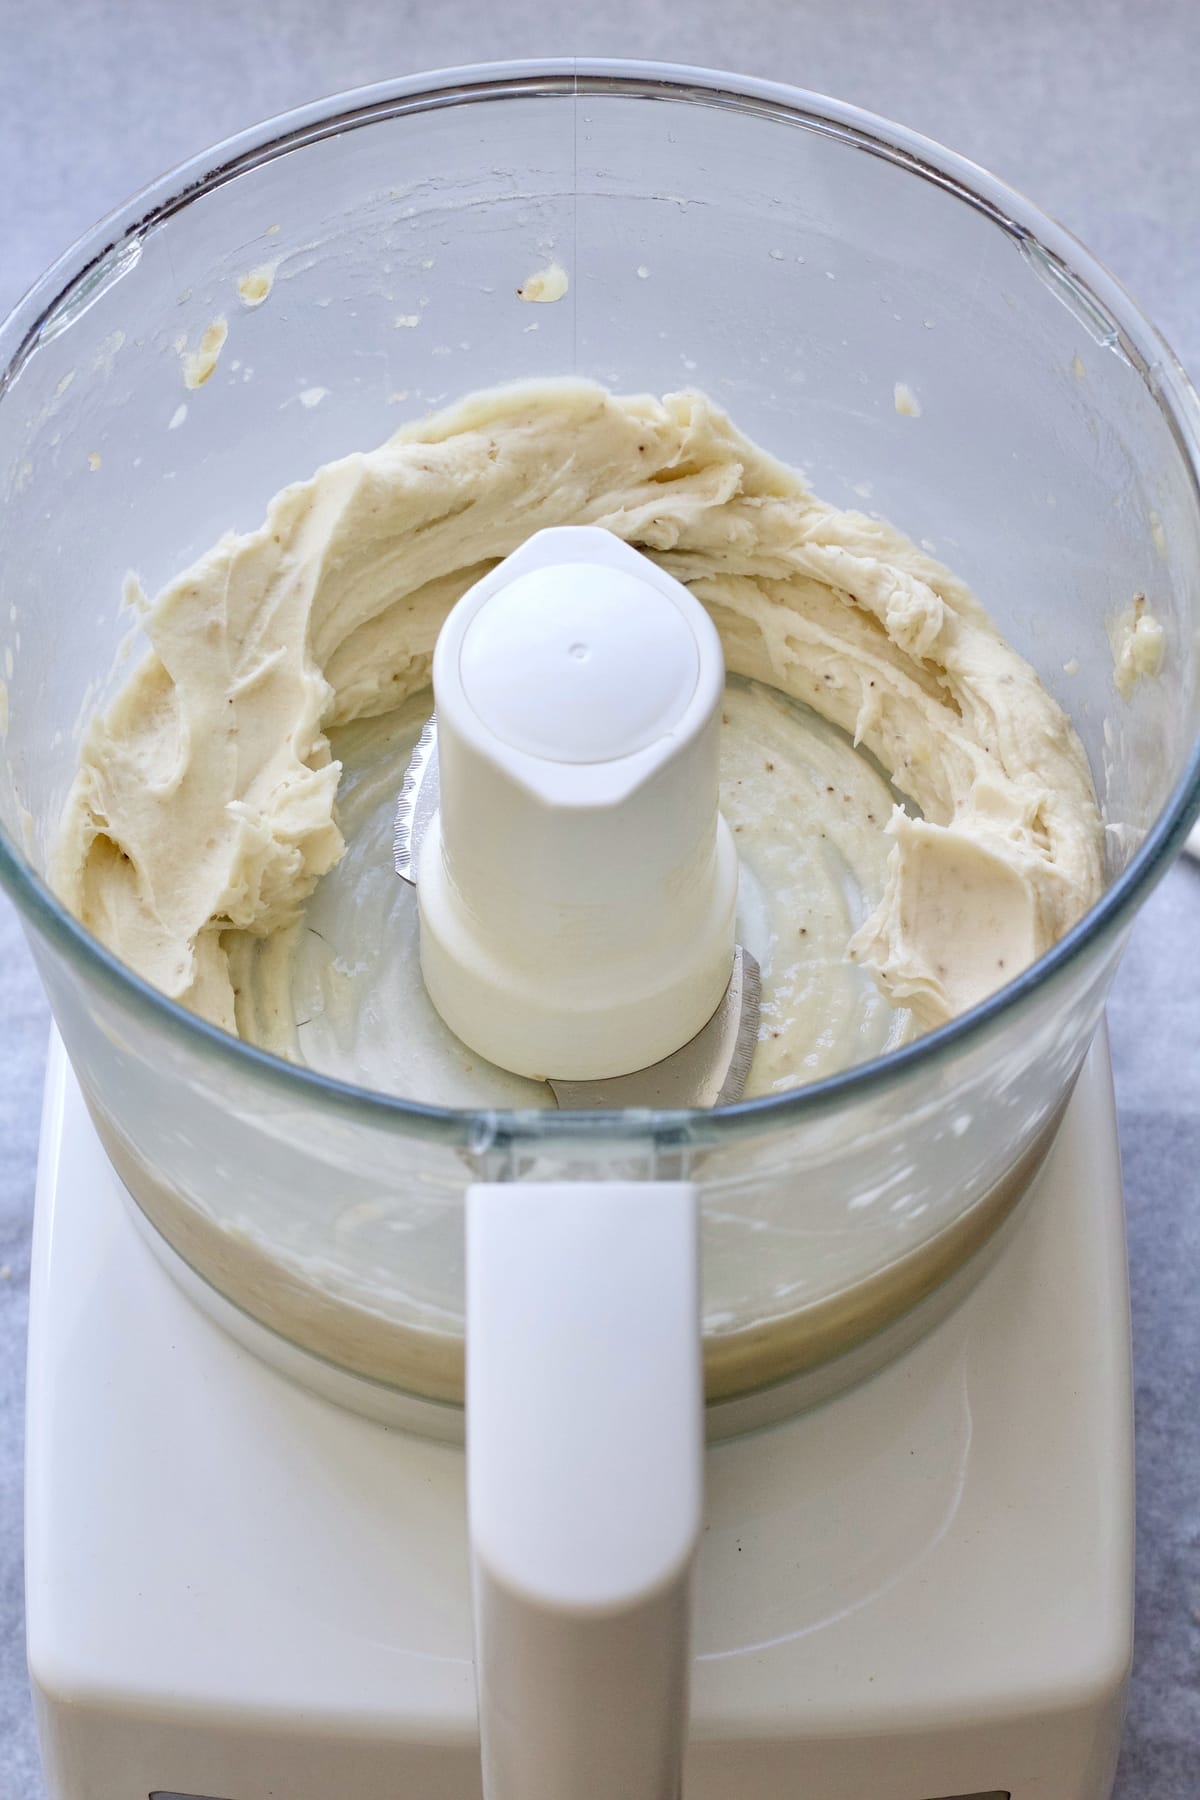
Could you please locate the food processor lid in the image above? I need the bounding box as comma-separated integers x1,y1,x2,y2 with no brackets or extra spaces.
1,59,1199,1148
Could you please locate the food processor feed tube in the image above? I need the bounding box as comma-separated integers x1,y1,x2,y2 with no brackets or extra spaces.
423,528,729,1799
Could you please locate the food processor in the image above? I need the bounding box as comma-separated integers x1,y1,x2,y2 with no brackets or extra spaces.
3,60,1200,1800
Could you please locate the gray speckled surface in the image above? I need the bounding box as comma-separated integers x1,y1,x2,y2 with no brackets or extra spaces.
1,2,1198,1794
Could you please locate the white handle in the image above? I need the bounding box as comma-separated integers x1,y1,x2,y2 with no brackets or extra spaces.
466,1179,703,1800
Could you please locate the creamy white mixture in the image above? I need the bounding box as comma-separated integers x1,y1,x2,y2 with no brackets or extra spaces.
1111,592,1166,700
231,677,910,1103
53,382,1105,1097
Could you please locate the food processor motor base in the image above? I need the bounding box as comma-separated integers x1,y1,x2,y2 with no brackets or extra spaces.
25,1030,1132,1800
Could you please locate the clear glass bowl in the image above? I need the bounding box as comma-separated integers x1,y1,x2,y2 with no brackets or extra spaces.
2,62,1198,1424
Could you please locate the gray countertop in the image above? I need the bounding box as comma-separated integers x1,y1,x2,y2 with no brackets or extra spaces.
1,2,1198,1793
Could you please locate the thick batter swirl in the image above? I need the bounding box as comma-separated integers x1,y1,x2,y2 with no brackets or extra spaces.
53,382,1104,1094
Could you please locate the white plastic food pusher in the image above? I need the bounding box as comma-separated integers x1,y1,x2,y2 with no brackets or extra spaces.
419,527,732,1800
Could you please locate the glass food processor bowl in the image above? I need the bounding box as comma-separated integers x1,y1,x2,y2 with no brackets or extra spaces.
2,62,1199,1432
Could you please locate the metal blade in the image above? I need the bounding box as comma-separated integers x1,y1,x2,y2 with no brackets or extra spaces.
393,714,440,885
548,946,761,1111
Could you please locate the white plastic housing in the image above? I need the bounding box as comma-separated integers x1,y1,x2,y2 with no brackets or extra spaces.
417,527,738,1080
27,1035,1133,1800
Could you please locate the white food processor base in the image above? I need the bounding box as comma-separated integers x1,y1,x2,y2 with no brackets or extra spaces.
25,1028,1132,1800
